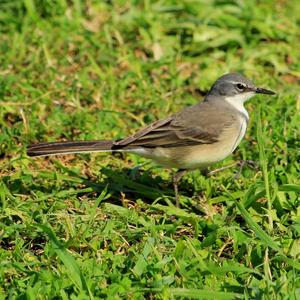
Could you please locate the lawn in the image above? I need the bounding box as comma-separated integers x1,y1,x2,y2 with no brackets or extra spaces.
0,0,300,299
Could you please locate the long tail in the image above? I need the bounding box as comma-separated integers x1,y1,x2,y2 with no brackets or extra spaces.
27,140,115,157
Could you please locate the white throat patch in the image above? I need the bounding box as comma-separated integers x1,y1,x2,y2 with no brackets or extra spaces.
224,92,254,120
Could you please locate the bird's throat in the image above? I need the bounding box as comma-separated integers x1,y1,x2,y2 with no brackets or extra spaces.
224,94,251,120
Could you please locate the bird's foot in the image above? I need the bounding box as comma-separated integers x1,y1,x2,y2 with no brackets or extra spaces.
234,160,258,179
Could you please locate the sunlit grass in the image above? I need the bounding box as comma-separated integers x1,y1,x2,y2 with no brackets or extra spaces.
0,1,299,299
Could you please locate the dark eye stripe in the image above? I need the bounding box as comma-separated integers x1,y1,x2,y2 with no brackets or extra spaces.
236,83,245,90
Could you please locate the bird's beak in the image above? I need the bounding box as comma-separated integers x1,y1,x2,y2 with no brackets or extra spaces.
255,87,276,95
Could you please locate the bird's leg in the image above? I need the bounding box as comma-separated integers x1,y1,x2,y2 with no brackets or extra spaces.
204,162,240,177
204,160,258,178
172,169,186,207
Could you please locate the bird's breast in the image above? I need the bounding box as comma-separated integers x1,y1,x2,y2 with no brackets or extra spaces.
182,117,247,169
142,117,246,169
129,117,247,169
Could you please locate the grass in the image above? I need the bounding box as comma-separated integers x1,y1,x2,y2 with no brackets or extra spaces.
0,0,300,299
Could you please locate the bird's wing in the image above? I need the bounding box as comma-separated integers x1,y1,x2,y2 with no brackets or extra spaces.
115,102,235,148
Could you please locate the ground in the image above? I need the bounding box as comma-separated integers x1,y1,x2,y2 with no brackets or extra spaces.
0,1,299,299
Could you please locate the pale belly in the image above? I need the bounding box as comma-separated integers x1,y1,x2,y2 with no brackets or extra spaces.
130,118,247,170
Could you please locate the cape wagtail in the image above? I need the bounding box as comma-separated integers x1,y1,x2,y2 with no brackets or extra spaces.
27,73,275,205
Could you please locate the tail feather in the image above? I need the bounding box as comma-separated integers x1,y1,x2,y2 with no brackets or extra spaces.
27,140,114,157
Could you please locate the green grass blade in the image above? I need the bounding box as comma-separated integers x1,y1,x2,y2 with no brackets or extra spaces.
168,288,243,299
256,112,273,231
278,184,300,193
37,224,94,299
230,195,282,252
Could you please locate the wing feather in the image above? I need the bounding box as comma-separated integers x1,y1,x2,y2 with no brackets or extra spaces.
114,102,236,148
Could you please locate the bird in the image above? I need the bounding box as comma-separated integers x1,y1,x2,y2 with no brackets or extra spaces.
27,73,275,206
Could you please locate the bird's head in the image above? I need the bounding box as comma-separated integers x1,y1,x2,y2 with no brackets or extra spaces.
208,73,275,103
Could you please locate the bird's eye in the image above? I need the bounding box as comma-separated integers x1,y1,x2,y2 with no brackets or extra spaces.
236,83,245,90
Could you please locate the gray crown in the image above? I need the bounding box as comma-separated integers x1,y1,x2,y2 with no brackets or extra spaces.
208,73,255,97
